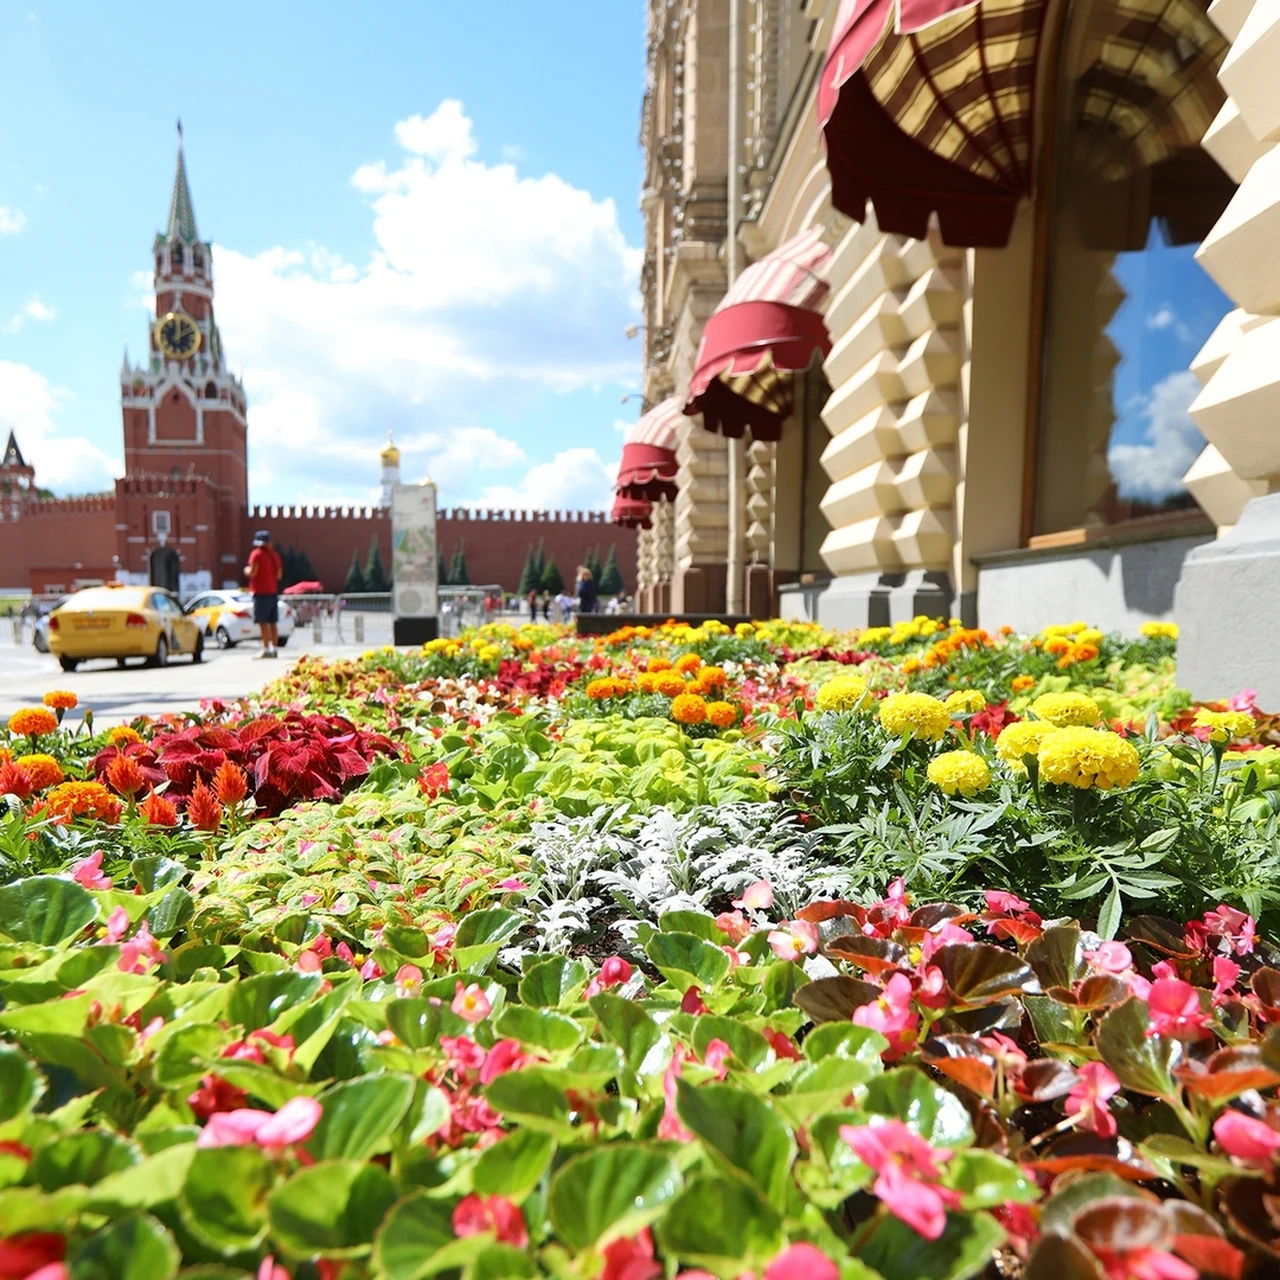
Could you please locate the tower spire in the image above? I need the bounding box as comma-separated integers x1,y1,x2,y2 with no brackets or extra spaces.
166,122,199,245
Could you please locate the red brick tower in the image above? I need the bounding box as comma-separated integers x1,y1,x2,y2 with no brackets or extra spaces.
117,129,249,589
1,430,36,523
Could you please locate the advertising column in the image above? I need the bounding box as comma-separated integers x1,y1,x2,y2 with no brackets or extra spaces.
391,481,439,645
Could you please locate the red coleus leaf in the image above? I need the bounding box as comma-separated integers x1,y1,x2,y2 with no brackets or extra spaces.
1176,1045,1280,1102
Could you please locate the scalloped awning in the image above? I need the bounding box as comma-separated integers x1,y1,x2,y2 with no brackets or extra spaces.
818,0,1049,248
616,397,682,503
684,228,832,442
610,494,653,530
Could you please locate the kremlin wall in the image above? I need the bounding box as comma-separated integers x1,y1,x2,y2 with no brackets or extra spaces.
0,142,635,598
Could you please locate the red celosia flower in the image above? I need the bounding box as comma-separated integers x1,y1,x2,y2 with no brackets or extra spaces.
840,1119,961,1241
212,759,249,806
140,789,178,827
0,763,34,801
187,779,223,832
105,752,146,799
451,1194,528,1247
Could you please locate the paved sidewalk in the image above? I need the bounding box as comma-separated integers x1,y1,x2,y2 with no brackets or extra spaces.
0,641,373,724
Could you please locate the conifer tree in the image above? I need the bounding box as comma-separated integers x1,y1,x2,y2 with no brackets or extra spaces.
584,545,603,583
364,536,390,592
448,541,470,587
532,539,546,588
343,551,366,594
295,550,316,584
517,545,537,596
539,556,564,595
600,544,625,595
438,550,450,586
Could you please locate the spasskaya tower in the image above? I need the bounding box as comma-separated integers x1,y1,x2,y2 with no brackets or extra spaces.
116,128,249,588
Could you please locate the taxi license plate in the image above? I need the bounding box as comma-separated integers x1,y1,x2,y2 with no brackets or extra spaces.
74,617,111,630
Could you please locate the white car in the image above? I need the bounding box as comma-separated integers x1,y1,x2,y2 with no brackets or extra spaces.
184,590,296,649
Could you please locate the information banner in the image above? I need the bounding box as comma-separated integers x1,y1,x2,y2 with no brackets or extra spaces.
390,482,439,619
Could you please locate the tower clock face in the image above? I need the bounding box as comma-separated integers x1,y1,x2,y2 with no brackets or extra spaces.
154,311,202,359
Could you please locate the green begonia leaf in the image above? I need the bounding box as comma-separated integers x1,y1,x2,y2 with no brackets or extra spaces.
547,1144,681,1249
0,876,97,946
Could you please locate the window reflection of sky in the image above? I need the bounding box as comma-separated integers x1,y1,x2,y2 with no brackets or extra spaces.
1105,227,1233,502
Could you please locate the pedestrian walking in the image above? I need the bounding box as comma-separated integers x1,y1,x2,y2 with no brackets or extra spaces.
244,530,283,659
575,565,598,615
527,588,538,623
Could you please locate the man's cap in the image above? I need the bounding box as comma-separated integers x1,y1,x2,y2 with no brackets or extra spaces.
253,530,271,543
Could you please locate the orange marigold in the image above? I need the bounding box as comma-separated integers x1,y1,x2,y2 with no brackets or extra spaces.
655,673,688,698
670,693,708,725
106,754,146,798
646,658,673,673
697,665,728,690
706,701,738,728
585,677,631,700
213,760,250,806
8,708,58,738
636,672,662,694
141,790,178,827
42,690,78,712
187,778,223,832
108,726,143,747
15,754,64,791
1010,675,1036,693
674,653,703,675
44,781,122,824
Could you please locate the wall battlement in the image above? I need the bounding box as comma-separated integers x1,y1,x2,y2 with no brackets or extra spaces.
24,494,117,517
243,503,611,526
118,473,214,498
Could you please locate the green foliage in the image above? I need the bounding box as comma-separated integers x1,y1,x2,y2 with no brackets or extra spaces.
539,556,563,595
447,541,470,587
342,551,366,594
363,536,390,593
600,543,624,595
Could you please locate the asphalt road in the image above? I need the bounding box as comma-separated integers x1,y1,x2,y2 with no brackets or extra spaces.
0,639,373,725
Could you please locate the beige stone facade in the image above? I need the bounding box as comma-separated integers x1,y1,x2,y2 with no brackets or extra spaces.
627,0,1269,632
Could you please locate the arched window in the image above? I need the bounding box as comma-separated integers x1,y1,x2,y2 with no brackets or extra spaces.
1031,0,1235,538
170,243,184,270
205,381,217,399
192,245,204,271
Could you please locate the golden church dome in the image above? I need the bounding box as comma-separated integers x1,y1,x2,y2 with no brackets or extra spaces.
381,434,401,466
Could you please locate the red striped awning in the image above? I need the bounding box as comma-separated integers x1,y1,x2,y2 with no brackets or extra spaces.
610,494,653,529
819,0,1048,247
616,397,681,502
684,228,832,442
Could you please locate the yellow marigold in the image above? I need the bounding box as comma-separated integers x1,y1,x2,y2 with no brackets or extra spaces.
1140,621,1179,640
734,622,755,637
647,658,673,673
1194,709,1255,744
42,690,78,712
107,726,143,746
675,653,703,675
945,690,986,715
879,692,951,743
44,780,122,824
655,672,688,698
1029,692,1100,728
1037,727,1140,790
927,750,991,796
8,708,58,738
706,701,738,728
670,693,708,725
1010,675,1036,693
15,754,64,790
815,674,869,713
996,721,1058,768
1076,628,1104,647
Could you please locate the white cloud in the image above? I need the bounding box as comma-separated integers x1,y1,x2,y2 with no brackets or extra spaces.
1108,370,1205,501
4,296,59,334
0,361,122,493
477,447,619,512
211,100,642,507
1146,307,1175,330
0,207,24,235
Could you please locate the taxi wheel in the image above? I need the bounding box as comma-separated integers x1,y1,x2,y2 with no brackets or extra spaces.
149,636,169,669
192,633,204,664
215,626,234,649
58,656,79,672
117,658,128,669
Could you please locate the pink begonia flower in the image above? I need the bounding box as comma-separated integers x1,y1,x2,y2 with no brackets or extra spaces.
1202,904,1257,956
441,1035,485,1074
71,851,111,891
336,941,355,965
703,1039,732,1080
452,1193,529,1247
452,982,492,1024
840,1119,960,1241
118,922,164,975
1146,978,1211,1040
295,950,323,973
308,935,333,959
767,919,820,962
1214,1111,1280,1169
585,956,633,999
915,965,948,1010
764,1243,839,1280
1229,688,1258,714
852,973,920,1060
135,1015,165,1046
1092,1247,1197,1280
27,1267,70,1280
198,1096,322,1151
921,920,973,961
600,1227,662,1280
985,890,1029,915
763,1027,802,1061
1064,1062,1121,1138
395,964,424,997
715,910,751,943
258,1256,290,1280
1212,955,1241,1001
104,906,131,944
733,879,774,911
680,986,708,1015
479,1039,529,1086
658,1045,693,1142
1084,941,1134,974
359,958,384,981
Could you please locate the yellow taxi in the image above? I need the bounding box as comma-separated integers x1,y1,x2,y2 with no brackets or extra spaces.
48,584,204,672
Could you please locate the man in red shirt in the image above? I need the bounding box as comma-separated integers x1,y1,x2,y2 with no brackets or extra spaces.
244,530,284,659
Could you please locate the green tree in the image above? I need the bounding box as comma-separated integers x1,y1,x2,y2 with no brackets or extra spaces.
438,550,450,586
517,545,538,596
532,539,546,588
600,544,625,595
279,546,298,589
343,551,366,594
295,550,317,584
364,536,390,593
584,545,603,583
448,541,470,587
540,556,564,595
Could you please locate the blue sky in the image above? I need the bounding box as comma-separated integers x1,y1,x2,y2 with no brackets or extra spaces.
0,2,646,507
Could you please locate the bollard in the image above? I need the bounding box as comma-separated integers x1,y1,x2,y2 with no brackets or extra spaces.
354,616,364,644
312,619,322,644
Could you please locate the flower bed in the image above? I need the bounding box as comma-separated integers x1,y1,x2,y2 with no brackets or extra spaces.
0,621,1278,1280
